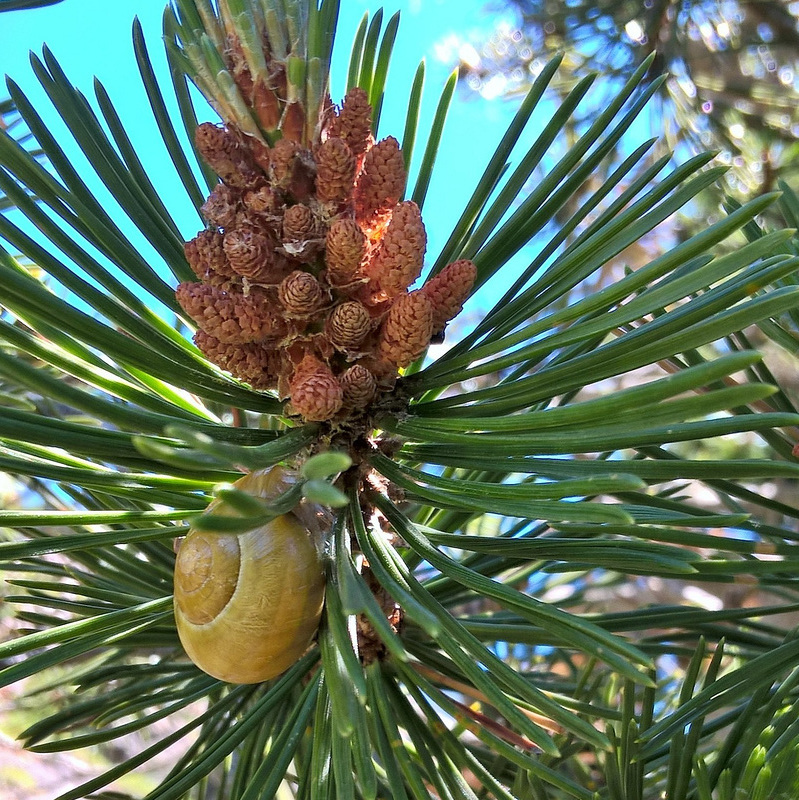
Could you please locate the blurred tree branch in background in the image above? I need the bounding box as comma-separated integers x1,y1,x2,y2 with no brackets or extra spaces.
459,0,799,199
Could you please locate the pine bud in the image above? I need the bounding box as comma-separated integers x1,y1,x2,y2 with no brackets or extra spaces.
339,364,377,409
329,87,373,159
290,362,344,421
281,100,307,144
422,259,477,334
194,123,256,187
367,201,426,298
201,184,240,229
185,230,235,280
377,291,434,367
355,137,406,220
194,330,280,390
327,301,372,349
252,78,282,132
176,283,286,344
231,47,253,98
325,218,368,286
278,270,325,316
316,137,356,203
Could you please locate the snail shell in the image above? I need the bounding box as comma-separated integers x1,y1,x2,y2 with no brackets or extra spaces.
173,467,326,684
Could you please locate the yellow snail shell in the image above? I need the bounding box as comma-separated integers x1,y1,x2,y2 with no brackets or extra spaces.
173,467,327,684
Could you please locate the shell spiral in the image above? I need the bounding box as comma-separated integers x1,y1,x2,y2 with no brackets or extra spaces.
173,468,326,684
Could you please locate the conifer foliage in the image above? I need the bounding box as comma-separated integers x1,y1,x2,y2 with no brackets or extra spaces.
1,1,799,798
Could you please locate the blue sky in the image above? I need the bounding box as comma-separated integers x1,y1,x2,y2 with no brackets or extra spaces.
0,0,524,275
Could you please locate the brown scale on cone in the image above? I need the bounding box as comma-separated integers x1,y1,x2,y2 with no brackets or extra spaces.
180,87,473,423
253,79,283,133
228,37,254,100
281,101,307,146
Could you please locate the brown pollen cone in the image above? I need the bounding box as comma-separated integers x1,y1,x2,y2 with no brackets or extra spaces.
290,353,328,386
367,201,426,298
282,204,319,247
278,270,326,317
325,218,368,286
327,300,372,350
194,330,280,390
243,185,281,215
377,290,434,367
354,137,406,220
315,137,356,203
422,259,478,335
289,360,344,421
201,184,239,229
339,364,377,410
185,230,236,280
180,83,475,424
329,87,373,160
223,226,276,281
282,204,321,261
176,283,286,344
194,123,259,187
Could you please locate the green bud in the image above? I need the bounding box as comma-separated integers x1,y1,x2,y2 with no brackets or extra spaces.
214,485,272,516
303,479,349,507
302,451,353,481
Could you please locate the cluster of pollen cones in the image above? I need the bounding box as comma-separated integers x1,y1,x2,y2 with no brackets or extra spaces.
177,88,476,423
